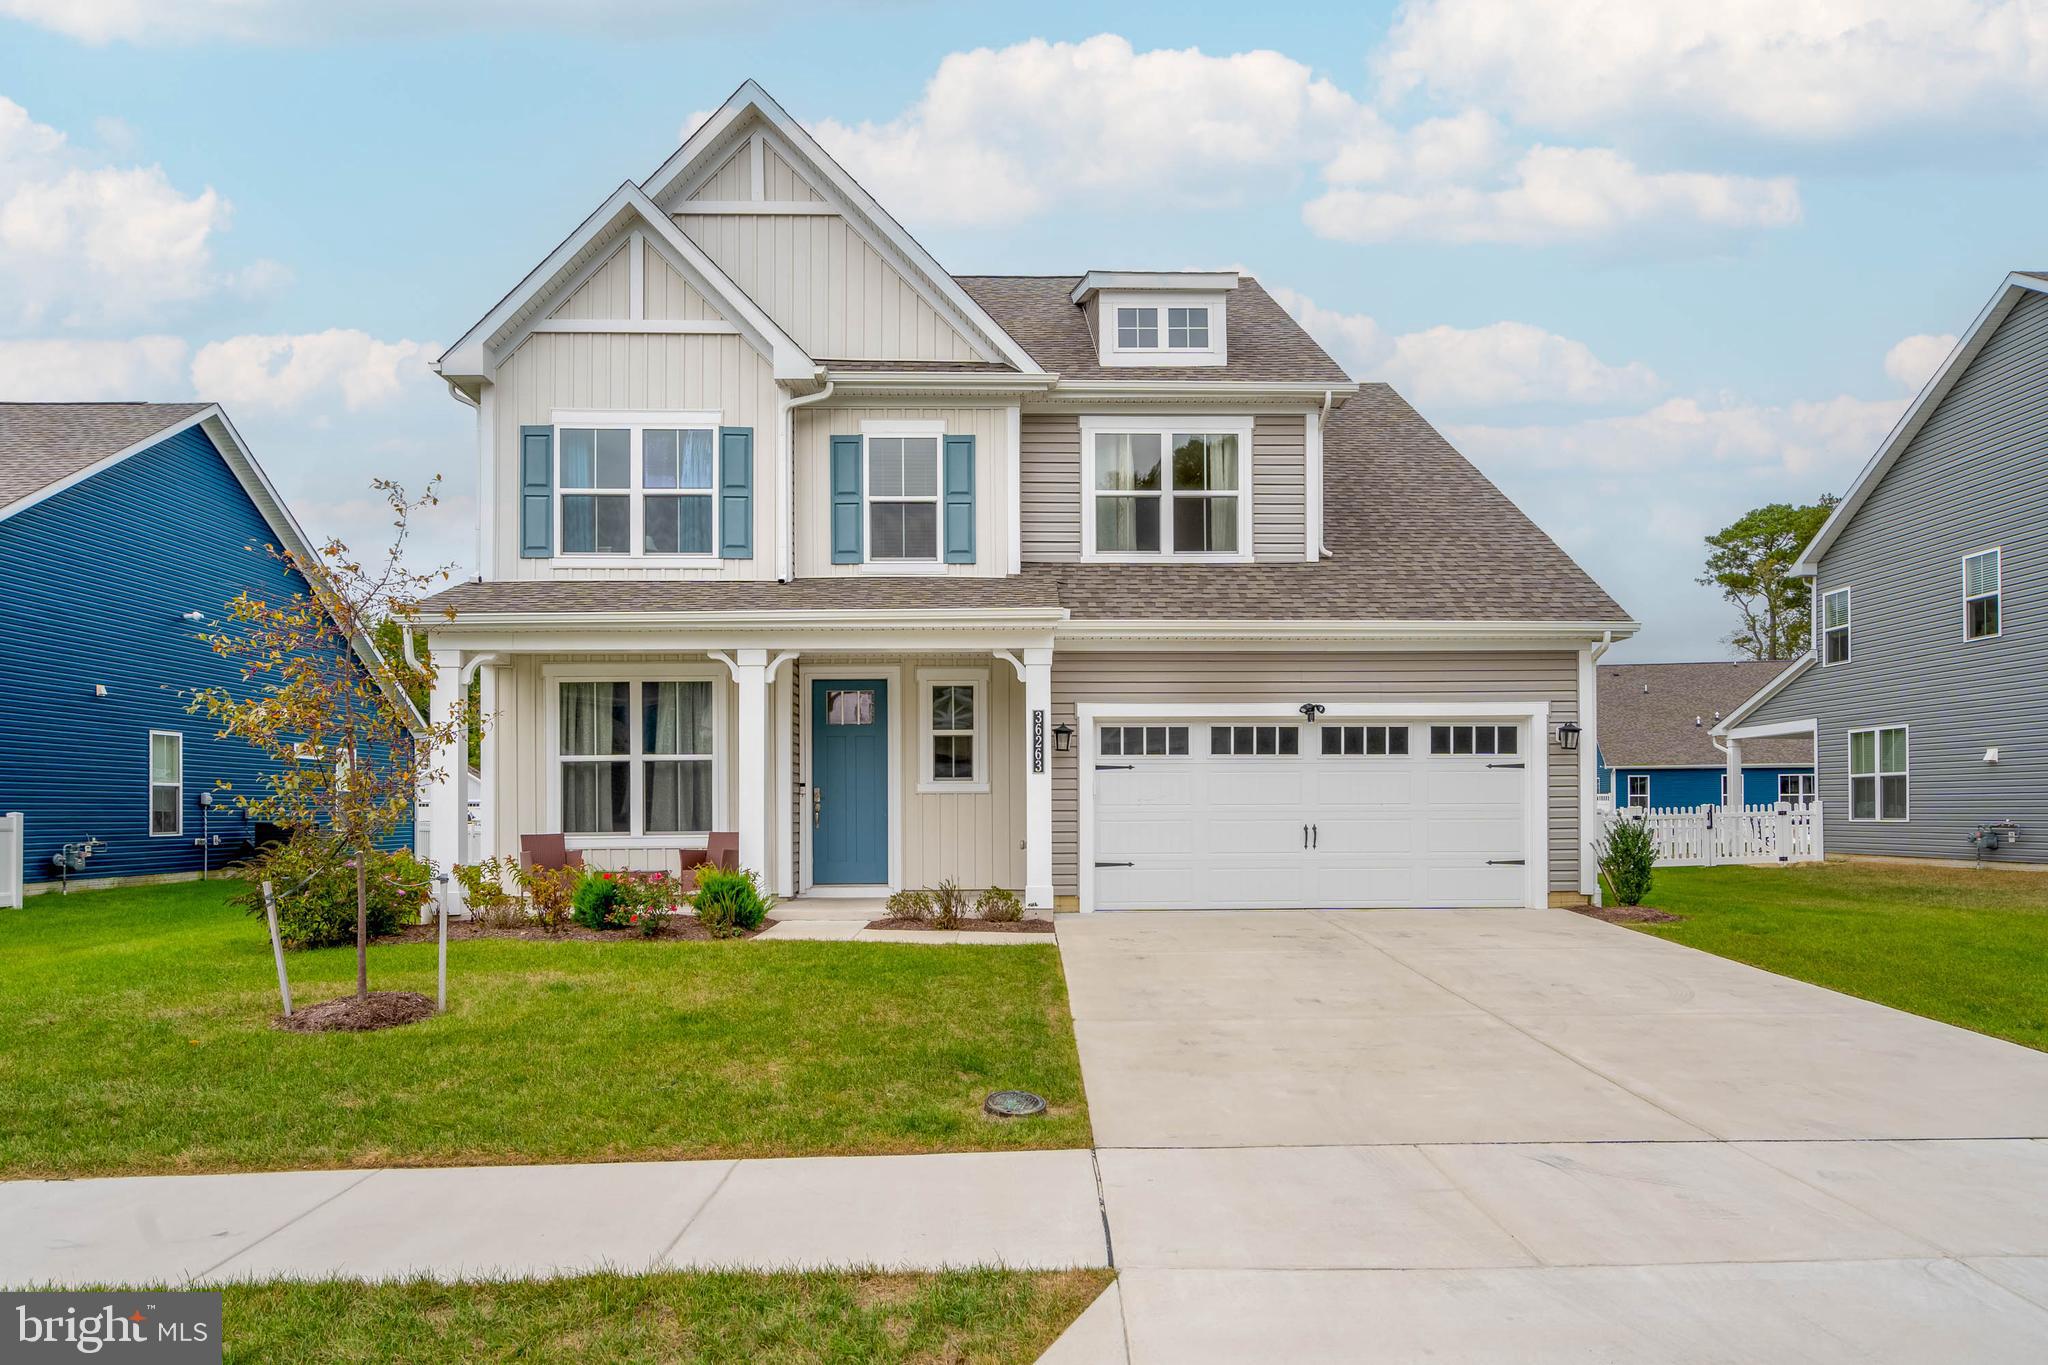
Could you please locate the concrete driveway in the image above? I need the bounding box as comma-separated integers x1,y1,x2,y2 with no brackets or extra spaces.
1046,909,2048,1363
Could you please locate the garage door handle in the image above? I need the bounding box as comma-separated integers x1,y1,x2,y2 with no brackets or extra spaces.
1488,859,1525,866
1096,763,1134,771
1094,860,1134,868
1487,762,1525,769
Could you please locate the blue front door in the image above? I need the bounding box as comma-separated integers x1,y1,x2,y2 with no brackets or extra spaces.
811,677,889,884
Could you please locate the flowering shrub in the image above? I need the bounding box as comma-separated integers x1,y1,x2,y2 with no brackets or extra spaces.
618,870,682,937
571,871,632,930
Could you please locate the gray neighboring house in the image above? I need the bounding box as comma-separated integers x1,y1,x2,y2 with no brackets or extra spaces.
1717,271,2048,862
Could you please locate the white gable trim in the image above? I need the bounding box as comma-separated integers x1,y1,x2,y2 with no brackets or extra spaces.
435,181,814,387
642,81,1037,374
1711,653,1816,736
1795,272,2048,576
2,404,425,732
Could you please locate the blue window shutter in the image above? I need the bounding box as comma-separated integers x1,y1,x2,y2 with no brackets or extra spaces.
519,425,553,558
718,426,753,559
943,434,975,564
830,434,863,563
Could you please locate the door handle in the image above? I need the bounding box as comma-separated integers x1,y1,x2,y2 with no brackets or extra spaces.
1313,824,1318,849
1094,861,1134,868
1487,858,1525,866
1303,823,1309,849
1096,763,1134,771
1487,762,1525,769
812,786,822,827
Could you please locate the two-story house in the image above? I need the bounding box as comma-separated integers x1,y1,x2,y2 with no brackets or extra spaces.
1717,272,2047,862
419,81,1634,913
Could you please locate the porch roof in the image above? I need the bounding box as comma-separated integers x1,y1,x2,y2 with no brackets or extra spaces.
423,574,1061,615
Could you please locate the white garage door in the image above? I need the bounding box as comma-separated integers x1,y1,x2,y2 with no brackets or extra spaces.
1091,718,1532,910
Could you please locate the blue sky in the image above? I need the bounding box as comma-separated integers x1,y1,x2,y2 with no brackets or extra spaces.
2,1,2041,658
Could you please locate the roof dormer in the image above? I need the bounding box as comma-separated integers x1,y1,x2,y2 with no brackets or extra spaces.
1071,271,1236,369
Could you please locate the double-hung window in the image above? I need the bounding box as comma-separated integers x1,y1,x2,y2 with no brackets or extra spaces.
867,431,941,563
1084,419,1250,559
557,414,719,560
1779,772,1816,805
918,670,987,792
1964,548,2001,640
148,731,182,837
556,675,718,838
1626,774,1650,809
1848,725,1908,822
1820,587,1851,665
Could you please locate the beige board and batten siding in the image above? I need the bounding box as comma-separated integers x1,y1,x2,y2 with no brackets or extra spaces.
643,242,723,321
789,655,1026,892
1050,651,1583,896
485,654,742,874
678,214,980,362
491,328,781,581
764,145,823,201
688,146,751,202
549,246,631,320
792,405,1014,577
1018,413,1308,562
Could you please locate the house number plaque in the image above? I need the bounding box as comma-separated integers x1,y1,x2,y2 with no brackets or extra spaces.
1032,710,1046,773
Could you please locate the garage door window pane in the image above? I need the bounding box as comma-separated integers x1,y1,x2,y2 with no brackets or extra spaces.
1430,725,1450,754
1496,726,1516,755
1103,728,1123,756
1210,726,1230,755
1167,727,1188,755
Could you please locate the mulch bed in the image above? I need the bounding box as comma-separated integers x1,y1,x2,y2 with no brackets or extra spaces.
1572,904,1685,925
382,917,772,944
865,916,1056,934
277,991,436,1033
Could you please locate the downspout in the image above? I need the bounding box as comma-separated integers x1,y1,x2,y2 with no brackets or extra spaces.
1583,629,1613,906
784,376,835,583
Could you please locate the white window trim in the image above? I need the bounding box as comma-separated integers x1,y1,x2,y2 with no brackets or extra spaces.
1820,585,1852,666
1078,414,1255,563
1779,772,1816,805
148,729,183,838
1626,774,1650,809
1963,546,2002,641
1846,723,1909,823
858,418,947,574
1095,292,1228,367
551,409,722,567
915,667,989,794
543,663,728,848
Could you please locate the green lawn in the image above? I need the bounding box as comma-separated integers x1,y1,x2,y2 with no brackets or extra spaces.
214,1269,1113,1365
1631,861,2048,1050
0,881,1089,1179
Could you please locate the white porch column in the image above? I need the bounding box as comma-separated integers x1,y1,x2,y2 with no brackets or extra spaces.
1023,647,1054,910
733,648,770,874
1725,736,1744,809
423,649,467,906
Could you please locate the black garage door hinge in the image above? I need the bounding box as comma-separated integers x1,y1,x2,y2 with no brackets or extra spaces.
1094,860,1134,868
1095,763,1135,771
1487,762,1526,769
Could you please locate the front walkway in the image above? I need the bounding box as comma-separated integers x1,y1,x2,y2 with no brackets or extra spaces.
1050,908,2048,1363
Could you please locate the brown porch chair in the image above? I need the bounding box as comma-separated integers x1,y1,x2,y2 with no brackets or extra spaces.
676,832,740,892
519,834,585,872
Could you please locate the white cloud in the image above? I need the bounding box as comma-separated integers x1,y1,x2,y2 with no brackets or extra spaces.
809,35,1375,227
189,329,438,412
1268,285,1661,409
1884,332,1957,391
1376,0,2048,141
0,336,188,399
1304,145,1799,245
0,95,258,327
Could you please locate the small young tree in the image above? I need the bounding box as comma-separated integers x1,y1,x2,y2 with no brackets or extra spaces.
193,479,474,1002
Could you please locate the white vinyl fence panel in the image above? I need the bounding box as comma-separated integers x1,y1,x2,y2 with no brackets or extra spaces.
1602,801,1823,868
0,811,21,908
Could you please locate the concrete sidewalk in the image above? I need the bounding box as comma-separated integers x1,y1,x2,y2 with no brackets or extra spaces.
0,1149,1108,1288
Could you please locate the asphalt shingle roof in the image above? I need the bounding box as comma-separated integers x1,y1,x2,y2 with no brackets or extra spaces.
0,403,211,509
954,275,1352,384
425,384,1629,627
1598,661,1815,768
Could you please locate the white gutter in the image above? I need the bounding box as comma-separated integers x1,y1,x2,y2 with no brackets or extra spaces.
824,370,1058,392
1315,387,1334,560
1058,618,1640,644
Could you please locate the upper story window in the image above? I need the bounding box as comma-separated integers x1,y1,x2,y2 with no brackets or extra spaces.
556,414,719,560
1081,418,1251,562
1820,587,1851,665
1114,305,1211,352
1964,548,2001,640
868,433,940,563
1086,281,1231,367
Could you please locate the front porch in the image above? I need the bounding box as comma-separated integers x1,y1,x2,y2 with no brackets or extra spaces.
418,614,1061,911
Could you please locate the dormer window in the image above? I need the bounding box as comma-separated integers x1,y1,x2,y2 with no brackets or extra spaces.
1116,307,1158,349
1113,305,1211,352
1074,271,1236,368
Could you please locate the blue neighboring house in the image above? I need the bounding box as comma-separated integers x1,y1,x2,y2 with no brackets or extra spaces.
1597,660,1815,811
0,403,417,894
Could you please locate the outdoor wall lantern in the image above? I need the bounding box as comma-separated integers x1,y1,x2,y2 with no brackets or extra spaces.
1298,702,1326,724
1052,722,1074,753
1556,721,1582,751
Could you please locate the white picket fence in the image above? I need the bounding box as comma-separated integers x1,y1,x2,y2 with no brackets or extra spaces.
0,811,22,908
1602,801,1823,867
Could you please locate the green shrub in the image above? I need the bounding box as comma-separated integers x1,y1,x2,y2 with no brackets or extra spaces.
1597,814,1660,906
570,871,631,930
514,863,577,933
234,832,433,949
454,857,525,929
975,886,1024,922
885,887,934,922
929,879,969,930
693,866,773,938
